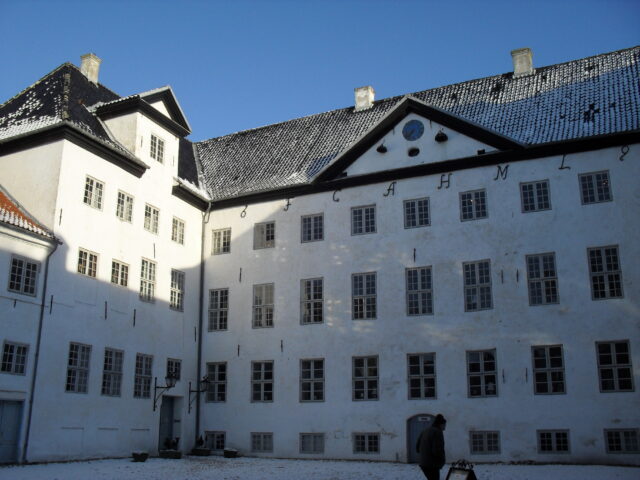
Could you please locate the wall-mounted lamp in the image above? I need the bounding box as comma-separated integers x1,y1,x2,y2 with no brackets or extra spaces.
153,373,179,411
188,375,211,413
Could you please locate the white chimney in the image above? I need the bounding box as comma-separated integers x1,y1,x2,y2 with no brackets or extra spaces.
80,53,102,83
511,48,533,77
354,86,375,111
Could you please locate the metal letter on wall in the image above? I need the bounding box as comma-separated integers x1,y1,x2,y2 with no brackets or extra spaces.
438,173,452,190
559,154,571,170
283,198,292,211
332,189,341,202
240,205,248,218
620,145,629,162
383,181,396,197
494,164,509,180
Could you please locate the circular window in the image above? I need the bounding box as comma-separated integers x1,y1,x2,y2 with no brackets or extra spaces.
402,120,424,141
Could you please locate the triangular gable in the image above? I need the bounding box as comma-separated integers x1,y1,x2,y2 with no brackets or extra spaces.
313,96,524,182
139,86,192,133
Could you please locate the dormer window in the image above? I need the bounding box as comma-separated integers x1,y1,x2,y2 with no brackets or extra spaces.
150,134,165,163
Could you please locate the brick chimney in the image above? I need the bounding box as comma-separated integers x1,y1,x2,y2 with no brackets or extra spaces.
354,86,375,111
511,48,533,77
80,53,102,83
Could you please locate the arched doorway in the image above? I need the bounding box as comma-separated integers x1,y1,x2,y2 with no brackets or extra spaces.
406,413,435,463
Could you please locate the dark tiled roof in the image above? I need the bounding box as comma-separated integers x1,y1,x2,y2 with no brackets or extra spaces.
196,46,640,201
0,189,55,239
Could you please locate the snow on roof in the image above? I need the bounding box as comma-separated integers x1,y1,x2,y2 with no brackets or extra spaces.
0,189,55,239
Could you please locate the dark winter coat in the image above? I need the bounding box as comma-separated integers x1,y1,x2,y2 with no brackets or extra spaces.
416,425,445,469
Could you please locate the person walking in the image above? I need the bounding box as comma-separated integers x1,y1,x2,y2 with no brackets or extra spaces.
416,414,446,480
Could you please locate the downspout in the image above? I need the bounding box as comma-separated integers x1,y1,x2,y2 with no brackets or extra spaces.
22,238,60,463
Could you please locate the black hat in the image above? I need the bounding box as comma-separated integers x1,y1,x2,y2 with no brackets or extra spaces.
434,414,446,425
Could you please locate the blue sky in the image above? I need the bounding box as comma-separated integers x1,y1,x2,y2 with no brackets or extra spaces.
0,0,638,140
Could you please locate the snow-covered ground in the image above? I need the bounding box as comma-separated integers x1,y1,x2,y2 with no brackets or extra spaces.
0,456,638,480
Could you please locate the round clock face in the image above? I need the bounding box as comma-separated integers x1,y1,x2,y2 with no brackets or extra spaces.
402,119,424,141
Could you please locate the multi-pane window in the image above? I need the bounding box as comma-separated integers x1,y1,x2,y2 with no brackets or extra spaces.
470,431,500,454
8,256,39,296
526,253,558,305
406,267,433,315
597,341,634,392
460,189,487,221
352,272,376,320
532,345,565,394
77,248,98,278
111,260,129,287
144,204,159,234
301,278,323,324
538,430,570,453
208,288,229,331
212,228,231,254
251,432,273,452
150,134,165,163
301,213,324,242
101,348,123,396
605,429,639,453
300,433,324,454
520,180,551,212
206,362,226,402
580,170,612,204
66,342,91,393
1,341,28,375
300,359,324,402
353,433,380,454
351,205,376,235
252,361,274,402
83,175,104,209
254,222,275,249
404,197,430,228
116,191,134,222
353,356,378,401
134,353,153,398
170,269,185,311
171,217,185,245
253,283,274,328
167,358,181,381
588,246,623,299
463,260,492,311
467,349,497,397
407,353,436,399
139,258,156,302
206,431,226,451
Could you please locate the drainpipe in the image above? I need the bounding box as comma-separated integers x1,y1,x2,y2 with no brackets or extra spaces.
22,238,60,463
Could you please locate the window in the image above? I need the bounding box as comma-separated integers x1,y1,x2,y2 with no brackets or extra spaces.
150,134,165,163
144,204,159,234
467,349,497,397
301,213,324,242
252,361,273,402
538,430,570,453
532,345,565,394
116,191,133,222
526,253,558,305
254,222,275,249
300,433,324,454
206,362,226,402
139,258,156,302
301,278,323,324
580,170,612,204
352,272,376,320
605,429,639,453
460,189,487,221
212,228,231,254
83,175,104,210
404,197,430,228
351,205,376,235
353,356,378,401
167,358,181,381
8,256,39,296
1,341,28,375
520,180,551,212
101,348,123,396
77,248,98,278
208,288,229,331
597,341,634,392
300,359,324,402
406,267,433,315
66,342,91,393
463,260,492,311
111,260,129,287
171,217,185,245
170,269,185,311
134,353,153,398
206,431,225,451
251,432,273,453
253,283,274,328
407,353,436,399
353,433,379,454
470,431,500,454
588,246,623,299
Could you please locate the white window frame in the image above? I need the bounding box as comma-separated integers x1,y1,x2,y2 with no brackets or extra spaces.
352,355,378,401
1,341,28,375
300,358,324,402
526,253,558,305
150,134,165,163
212,228,231,254
111,259,129,287
77,248,98,278
403,197,430,228
520,180,551,212
300,433,324,454
353,432,380,454
205,431,226,451
579,170,612,204
8,255,39,296
116,190,134,222
251,361,273,402
252,283,274,328
537,430,570,454
253,222,275,249
134,353,153,399
588,246,623,300
460,189,487,221
605,429,639,454
406,266,433,315
596,340,634,392
300,277,323,324
66,342,91,393
206,362,227,402
470,431,500,454
301,213,324,242
166,358,181,380
208,288,229,331
101,348,123,397
171,217,185,245
144,204,160,234
352,272,376,320
83,175,104,210
251,432,273,453
139,258,156,302
351,205,376,235
463,260,492,311
407,353,436,399
170,269,185,311
532,345,565,394
467,349,497,397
